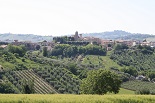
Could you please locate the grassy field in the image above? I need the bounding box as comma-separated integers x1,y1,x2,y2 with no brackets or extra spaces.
117,88,135,95
0,94,155,103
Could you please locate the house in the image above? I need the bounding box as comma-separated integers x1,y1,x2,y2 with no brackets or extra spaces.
150,42,155,47
140,39,151,46
100,40,114,51
136,75,145,80
0,45,7,48
115,40,135,47
101,40,114,46
82,37,101,44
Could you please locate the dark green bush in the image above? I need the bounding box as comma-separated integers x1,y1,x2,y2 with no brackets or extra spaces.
136,88,150,95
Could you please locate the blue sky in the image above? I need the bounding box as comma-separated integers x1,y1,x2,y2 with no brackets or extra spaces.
0,0,155,36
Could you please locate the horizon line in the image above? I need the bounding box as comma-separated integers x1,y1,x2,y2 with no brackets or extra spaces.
0,30,155,36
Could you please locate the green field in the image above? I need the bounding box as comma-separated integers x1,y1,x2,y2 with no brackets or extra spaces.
0,94,155,103
106,88,134,95
117,88,135,95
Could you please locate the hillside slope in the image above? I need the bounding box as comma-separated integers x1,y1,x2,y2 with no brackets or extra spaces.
81,54,122,70
7,70,58,94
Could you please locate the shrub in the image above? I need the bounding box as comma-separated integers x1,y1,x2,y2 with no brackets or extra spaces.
45,78,52,82
150,90,155,95
58,87,65,93
136,88,150,95
0,82,16,93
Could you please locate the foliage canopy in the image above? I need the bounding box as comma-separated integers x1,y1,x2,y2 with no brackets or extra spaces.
80,69,121,95
50,44,106,57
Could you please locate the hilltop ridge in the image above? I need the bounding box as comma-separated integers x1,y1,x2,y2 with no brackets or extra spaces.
0,33,53,43
82,30,155,41
1,30,155,42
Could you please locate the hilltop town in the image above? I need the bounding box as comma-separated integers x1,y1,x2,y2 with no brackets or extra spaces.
1,31,155,51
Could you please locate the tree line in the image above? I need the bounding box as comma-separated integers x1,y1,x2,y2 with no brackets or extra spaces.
48,44,106,57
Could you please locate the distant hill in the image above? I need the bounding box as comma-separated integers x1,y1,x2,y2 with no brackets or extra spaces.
147,37,155,42
1,30,155,43
82,30,155,41
0,33,53,43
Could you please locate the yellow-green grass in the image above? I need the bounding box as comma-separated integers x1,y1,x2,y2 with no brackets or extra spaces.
106,88,135,95
0,58,15,69
100,55,122,69
0,94,155,103
117,88,135,95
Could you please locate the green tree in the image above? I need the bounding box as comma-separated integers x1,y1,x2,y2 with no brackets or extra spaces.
80,69,121,95
147,72,155,80
22,80,34,94
0,82,15,93
114,44,129,50
36,45,40,50
43,47,48,57
121,66,138,77
67,63,77,75
50,44,106,57
7,44,26,57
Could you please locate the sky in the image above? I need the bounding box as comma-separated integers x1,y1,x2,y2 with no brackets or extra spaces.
0,0,155,36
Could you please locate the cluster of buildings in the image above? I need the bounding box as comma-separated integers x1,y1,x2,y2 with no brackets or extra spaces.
71,31,101,44
71,31,155,50
1,31,155,51
0,39,54,51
